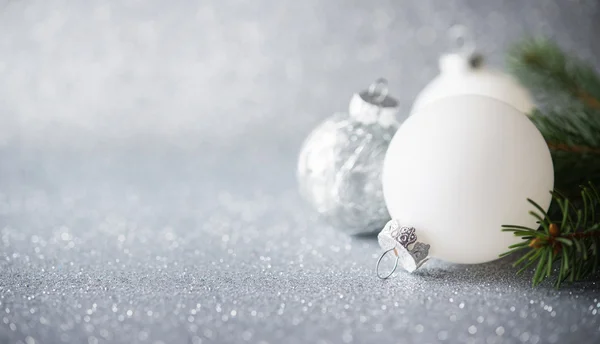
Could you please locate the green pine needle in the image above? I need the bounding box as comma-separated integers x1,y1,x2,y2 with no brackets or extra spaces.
507,38,600,200
502,184,600,287
502,38,600,287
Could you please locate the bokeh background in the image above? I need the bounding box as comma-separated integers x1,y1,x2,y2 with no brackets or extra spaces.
1,1,599,343
1,0,599,149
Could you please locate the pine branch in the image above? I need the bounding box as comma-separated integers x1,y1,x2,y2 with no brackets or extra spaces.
547,143,600,155
501,184,600,287
529,108,600,198
503,38,600,287
507,38,600,113
507,39,600,198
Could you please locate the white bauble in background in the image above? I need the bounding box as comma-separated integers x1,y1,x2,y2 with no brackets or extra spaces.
411,53,535,115
382,95,553,264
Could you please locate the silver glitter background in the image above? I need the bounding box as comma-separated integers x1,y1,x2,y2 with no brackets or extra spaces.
1,0,600,343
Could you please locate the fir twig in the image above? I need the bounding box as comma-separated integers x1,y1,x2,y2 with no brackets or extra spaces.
547,143,600,155
507,38,600,113
502,184,600,287
507,38,600,198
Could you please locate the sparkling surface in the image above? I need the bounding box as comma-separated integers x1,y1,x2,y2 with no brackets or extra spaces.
1,0,600,343
2,147,600,344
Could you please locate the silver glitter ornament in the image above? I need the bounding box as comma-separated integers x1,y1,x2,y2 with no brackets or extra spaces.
297,79,401,235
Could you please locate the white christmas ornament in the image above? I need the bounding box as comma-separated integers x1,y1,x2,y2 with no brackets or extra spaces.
410,53,535,115
381,95,554,265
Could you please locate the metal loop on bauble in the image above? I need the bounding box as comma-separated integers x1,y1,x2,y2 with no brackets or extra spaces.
448,24,476,58
376,248,399,279
368,78,389,104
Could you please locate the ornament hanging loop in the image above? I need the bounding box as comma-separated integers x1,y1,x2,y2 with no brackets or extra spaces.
376,248,399,279
368,78,389,104
448,24,476,58
375,220,431,276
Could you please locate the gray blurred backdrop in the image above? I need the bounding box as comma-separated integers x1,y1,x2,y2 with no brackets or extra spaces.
1,0,599,150
1,1,600,344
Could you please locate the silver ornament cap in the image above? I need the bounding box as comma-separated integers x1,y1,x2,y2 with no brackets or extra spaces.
376,219,430,278
297,79,401,235
348,78,400,128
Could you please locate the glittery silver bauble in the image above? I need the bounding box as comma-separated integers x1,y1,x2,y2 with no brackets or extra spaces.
297,80,401,235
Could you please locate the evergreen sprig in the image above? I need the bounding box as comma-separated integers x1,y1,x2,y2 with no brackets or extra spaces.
501,184,600,287
507,38,600,114
530,108,600,198
502,38,600,287
507,38,600,198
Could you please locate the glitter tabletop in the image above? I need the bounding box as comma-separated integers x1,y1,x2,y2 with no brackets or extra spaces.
1,1,600,343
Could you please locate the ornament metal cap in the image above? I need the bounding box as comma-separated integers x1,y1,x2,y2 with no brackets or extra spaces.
375,219,430,278
348,78,399,128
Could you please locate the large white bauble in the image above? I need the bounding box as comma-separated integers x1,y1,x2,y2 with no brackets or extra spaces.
411,54,535,115
382,95,554,264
